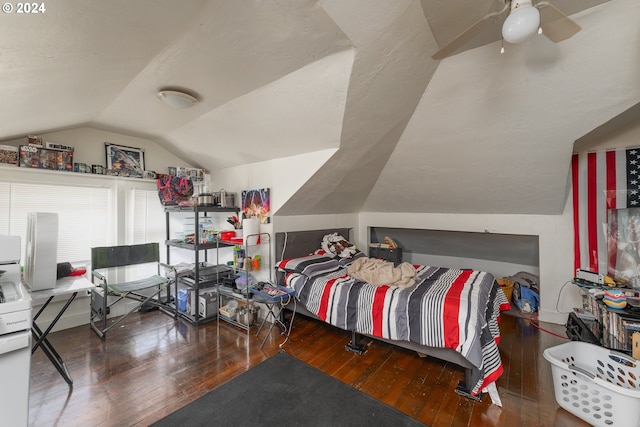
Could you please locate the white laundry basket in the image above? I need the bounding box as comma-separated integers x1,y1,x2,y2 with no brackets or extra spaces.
543,341,640,427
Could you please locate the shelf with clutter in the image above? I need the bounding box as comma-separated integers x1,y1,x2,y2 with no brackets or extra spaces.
217,229,271,331
163,203,241,326
568,206,640,358
570,273,640,356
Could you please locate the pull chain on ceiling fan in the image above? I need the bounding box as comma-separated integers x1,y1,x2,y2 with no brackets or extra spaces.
431,0,582,60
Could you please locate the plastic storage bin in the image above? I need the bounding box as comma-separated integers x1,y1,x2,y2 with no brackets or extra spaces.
543,341,640,427
177,289,187,312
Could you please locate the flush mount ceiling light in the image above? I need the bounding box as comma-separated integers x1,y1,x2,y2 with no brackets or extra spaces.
157,90,199,109
502,0,541,44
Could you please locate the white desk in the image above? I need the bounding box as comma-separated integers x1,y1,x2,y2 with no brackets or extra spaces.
27,276,95,386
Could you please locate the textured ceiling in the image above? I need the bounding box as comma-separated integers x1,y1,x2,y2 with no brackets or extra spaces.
0,0,637,216
421,0,613,59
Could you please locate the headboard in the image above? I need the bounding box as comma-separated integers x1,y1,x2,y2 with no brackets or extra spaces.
274,228,352,262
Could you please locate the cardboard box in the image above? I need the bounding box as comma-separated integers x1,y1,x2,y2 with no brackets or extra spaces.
45,141,74,152
19,145,73,171
27,134,43,146
0,145,19,166
219,300,247,320
219,305,235,320
19,145,40,168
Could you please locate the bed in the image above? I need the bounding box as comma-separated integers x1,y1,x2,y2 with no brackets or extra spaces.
274,228,510,406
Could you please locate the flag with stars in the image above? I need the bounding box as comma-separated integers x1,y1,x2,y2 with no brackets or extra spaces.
572,147,640,274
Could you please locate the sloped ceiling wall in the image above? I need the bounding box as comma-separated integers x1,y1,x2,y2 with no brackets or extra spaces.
1,0,638,217
277,0,436,215
282,0,640,215
364,0,640,214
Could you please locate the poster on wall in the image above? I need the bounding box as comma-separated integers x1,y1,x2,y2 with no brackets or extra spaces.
105,143,145,177
241,188,270,224
608,207,640,285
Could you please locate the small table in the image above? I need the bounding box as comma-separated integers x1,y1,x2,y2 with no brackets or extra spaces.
27,276,95,386
251,286,295,349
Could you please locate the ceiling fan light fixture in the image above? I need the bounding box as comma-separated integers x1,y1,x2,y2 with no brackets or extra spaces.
157,90,199,109
502,1,540,44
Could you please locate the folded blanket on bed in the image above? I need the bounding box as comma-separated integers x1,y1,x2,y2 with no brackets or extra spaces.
346,257,416,288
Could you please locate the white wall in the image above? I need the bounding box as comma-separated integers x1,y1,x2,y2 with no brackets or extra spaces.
210,147,583,325
359,198,581,325
209,149,338,262
0,127,194,332
259,205,575,325
11,122,640,331
210,149,337,212
354,124,640,325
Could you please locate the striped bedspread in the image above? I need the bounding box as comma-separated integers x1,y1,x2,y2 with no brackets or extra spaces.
282,258,510,396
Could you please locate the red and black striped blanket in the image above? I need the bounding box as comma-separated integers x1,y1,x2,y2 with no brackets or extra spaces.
278,253,510,396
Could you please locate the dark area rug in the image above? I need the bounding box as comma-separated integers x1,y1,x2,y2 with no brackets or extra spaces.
152,351,427,427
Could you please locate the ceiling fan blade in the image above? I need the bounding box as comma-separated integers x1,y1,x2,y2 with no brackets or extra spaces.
431,2,509,60
537,1,581,42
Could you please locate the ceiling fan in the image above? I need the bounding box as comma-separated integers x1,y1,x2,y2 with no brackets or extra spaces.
431,0,581,60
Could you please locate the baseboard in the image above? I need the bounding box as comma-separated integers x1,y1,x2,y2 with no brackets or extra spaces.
537,309,569,325
33,297,141,333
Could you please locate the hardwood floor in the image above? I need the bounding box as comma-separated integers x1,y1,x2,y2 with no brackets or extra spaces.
28,309,590,427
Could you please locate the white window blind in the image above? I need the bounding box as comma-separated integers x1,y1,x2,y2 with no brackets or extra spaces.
129,189,192,267
0,182,111,265
0,182,10,235
131,189,165,247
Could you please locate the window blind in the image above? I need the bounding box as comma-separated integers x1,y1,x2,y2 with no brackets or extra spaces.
130,189,191,266
0,182,111,264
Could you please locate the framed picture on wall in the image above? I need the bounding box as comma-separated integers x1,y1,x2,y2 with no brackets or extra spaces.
241,188,271,224
105,143,145,177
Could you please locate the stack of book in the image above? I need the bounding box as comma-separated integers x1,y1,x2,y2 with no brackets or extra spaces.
581,288,640,352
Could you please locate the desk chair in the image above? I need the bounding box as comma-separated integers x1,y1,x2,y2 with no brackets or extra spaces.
90,243,176,340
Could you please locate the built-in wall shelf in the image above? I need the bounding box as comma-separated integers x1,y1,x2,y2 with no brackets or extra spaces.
163,205,238,213
0,163,157,183
369,226,539,277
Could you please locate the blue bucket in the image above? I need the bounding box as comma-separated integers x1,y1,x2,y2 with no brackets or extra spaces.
177,289,187,312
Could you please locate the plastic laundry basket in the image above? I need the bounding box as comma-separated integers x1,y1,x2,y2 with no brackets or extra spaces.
543,341,640,427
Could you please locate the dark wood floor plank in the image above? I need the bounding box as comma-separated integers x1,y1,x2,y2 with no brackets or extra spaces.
28,310,594,426
391,355,438,418
416,362,454,426
361,348,422,406
427,363,467,427
449,395,475,427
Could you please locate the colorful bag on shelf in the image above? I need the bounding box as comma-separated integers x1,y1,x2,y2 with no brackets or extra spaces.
157,175,193,206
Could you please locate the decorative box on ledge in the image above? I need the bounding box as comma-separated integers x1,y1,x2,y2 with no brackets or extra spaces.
369,243,403,266
19,144,73,171
0,145,19,166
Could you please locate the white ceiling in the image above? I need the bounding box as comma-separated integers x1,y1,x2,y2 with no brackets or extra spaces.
1,0,638,215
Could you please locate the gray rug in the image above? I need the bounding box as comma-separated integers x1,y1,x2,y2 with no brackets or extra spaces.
152,351,426,427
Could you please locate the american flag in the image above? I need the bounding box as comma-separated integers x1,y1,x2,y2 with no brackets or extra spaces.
572,147,640,274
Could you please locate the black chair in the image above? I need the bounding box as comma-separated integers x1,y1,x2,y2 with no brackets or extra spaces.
89,243,176,340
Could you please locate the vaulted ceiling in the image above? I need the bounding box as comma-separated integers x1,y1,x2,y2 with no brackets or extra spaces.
1,0,638,215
